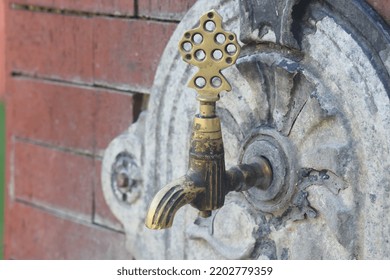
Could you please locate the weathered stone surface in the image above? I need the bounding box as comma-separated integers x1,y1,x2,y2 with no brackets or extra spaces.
102,0,390,259
239,0,300,48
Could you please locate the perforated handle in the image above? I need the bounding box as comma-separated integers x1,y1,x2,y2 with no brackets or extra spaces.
178,10,241,102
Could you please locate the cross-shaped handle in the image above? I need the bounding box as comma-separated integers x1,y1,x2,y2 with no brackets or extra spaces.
178,10,241,102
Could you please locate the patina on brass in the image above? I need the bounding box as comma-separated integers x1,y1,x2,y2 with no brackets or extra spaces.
145,10,273,230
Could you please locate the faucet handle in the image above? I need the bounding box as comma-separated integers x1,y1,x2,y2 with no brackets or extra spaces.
178,10,241,102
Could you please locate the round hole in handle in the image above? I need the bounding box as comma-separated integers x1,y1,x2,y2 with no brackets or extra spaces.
195,49,206,61
215,33,226,44
204,20,216,32
182,41,193,52
211,76,222,88
192,33,203,45
195,76,206,88
226,43,237,55
212,49,223,60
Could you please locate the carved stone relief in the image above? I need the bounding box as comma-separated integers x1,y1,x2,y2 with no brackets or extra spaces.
101,0,390,259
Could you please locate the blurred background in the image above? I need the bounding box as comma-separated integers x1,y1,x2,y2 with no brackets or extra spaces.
0,0,389,259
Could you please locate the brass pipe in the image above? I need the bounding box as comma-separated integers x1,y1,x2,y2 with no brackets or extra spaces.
199,101,216,118
188,114,226,212
226,157,273,192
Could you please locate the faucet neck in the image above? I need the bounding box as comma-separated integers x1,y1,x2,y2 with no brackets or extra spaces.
198,101,216,118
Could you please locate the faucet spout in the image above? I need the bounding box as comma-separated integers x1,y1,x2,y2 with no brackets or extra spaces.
145,176,204,229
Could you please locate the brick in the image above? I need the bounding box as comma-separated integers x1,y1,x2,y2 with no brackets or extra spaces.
6,9,176,90
95,92,133,150
9,0,134,16
8,79,96,150
94,18,177,91
6,9,94,83
93,160,124,231
139,0,197,20
14,141,94,217
4,202,133,259
8,78,134,152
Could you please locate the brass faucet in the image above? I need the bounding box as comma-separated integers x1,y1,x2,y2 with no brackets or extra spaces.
145,10,273,230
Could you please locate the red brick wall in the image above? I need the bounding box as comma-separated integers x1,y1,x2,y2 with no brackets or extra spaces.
1,0,388,260
3,0,196,259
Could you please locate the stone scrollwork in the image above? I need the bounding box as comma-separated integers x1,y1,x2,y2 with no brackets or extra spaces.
101,0,390,259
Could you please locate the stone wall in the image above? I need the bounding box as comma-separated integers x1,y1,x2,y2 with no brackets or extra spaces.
2,0,195,259
1,0,388,259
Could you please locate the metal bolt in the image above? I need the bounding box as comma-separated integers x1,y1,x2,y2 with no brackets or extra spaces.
116,171,131,189
111,152,141,204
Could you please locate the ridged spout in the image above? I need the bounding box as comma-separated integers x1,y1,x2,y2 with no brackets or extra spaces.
145,176,204,229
